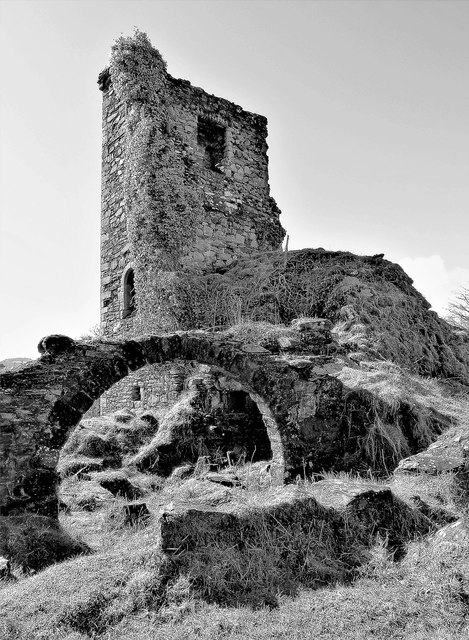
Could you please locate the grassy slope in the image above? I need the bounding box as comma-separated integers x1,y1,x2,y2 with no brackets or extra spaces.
2,294,469,640
1,466,469,640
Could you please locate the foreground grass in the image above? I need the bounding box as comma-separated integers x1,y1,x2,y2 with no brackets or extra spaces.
2,534,468,640
1,476,469,640
2,359,469,639
106,558,469,640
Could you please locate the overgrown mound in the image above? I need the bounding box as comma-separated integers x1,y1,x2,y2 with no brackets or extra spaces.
0,514,89,572
174,248,469,383
1,472,468,639
58,409,159,477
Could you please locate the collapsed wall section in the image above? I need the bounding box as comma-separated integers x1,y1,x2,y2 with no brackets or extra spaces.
176,248,469,384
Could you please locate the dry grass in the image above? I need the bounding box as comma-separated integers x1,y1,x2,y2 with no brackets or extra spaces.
59,410,161,479
0,514,89,573
3,343,469,637
128,388,205,474
334,360,469,473
1,462,469,639
338,360,469,425
220,321,293,347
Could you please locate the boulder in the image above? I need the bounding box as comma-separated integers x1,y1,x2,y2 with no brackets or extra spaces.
113,408,136,424
430,520,469,551
204,472,242,488
169,464,195,481
305,479,433,555
409,495,457,527
159,481,432,605
37,334,76,356
139,412,159,430
291,317,332,332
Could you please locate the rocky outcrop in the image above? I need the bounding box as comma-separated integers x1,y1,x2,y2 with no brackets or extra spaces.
0,514,89,571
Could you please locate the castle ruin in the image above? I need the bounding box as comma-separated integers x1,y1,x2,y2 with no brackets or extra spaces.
99,32,285,336
97,31,285,417
1,31,468,527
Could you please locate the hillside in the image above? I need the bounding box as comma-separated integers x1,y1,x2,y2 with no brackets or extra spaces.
1,249,469,640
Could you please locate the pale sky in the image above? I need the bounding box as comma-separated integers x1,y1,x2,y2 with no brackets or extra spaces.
0,0,468,360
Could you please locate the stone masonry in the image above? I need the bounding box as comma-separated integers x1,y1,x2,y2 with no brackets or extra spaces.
1,321,455,517
99,39,285,335
100,363,185,414
97,34,285,415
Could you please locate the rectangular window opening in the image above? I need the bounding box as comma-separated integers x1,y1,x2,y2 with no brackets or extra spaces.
131,385,141,401
197,117,226,171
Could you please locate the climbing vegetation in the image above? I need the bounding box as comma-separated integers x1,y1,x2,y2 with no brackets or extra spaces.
110,30,204,333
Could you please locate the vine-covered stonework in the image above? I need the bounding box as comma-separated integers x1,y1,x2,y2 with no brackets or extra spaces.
100,31,285,335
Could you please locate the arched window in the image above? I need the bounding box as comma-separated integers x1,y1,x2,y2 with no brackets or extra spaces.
122,268,136,319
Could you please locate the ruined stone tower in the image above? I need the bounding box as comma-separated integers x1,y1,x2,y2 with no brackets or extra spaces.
95,31,285,414
98,32,285,337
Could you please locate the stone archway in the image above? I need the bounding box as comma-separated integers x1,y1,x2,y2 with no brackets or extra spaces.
0,332,316,517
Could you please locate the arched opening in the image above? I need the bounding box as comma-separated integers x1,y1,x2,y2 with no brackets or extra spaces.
122,268,136,319
0,333,288,518
65,363,275,482
187,368,273,469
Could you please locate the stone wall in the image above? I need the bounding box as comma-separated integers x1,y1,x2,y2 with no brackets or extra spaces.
100,363,185,414
99,78,129,332
0,331,295,516
1,324,459,517
166,77,283,273
98,38,285,335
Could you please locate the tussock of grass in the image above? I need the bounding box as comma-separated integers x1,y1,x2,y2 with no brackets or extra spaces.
128,388,208,475
60,477,115,512
100,499,151,534
338,360,469,425
57,453,109,478
59,410,161,479
333,360,468,473
0,514,89,572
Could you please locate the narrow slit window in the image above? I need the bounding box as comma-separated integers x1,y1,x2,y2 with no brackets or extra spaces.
122,268,136,319
197,117,226,171
131,385,141,401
